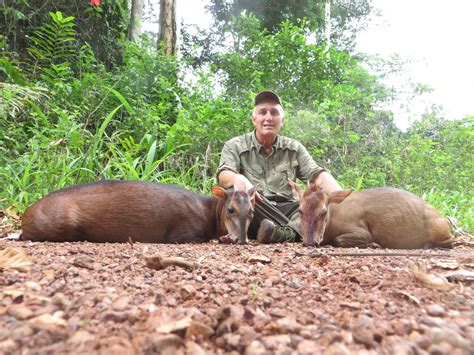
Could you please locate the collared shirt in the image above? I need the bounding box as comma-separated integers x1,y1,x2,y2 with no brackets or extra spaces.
218,131,325,202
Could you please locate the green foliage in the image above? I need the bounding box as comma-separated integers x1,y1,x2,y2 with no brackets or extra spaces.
28,12,76,66
1,6,472,235
207,0,372,49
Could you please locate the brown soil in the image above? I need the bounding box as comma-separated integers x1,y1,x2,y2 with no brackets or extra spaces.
0,239,472,354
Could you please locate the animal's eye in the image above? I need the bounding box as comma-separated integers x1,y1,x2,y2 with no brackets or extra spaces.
227,207,234,214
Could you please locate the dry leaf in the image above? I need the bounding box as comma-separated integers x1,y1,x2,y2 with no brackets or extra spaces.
432,259,459,270
29,313,67,328
409,261,454,292
2,289,50,303
442,268,474,282
156,317,192,334
0,247,33,272
247,255,271,264
391,290,421,307
5,206,20,220
145,255,197,270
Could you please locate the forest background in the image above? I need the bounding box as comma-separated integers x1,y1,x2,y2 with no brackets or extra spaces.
1,0,472,232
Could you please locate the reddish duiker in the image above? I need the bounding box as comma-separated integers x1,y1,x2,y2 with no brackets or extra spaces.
288,180,454,249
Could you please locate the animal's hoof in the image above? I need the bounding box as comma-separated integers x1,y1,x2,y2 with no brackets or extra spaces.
218,234,236,244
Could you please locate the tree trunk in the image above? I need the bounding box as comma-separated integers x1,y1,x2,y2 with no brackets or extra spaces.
158,0,177,55
324,0,331,50
128,0,144,42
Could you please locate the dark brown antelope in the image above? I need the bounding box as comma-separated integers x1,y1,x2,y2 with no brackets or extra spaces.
21,180,256,244
288,180,454,249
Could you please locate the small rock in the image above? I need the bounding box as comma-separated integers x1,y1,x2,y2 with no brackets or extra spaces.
51,293,70,310
269,308,288,318
323,343,351,355
420,316,448,328
266,317,302,333
223,333,241,348
391,319,413,336
428,341,453,354
178,284,196,300
100,310,130,323
11,325,34,340
24,281,41,292
68,330,95,345
29,313,67,328
389,342,417,355
7,304,34,320
67,316,81,331
185,341,207,355
298,339,321,353
239,327,259,345
112,296,130,311
426,327,471,351
288,278,302,289
425,304,446,317
0,339,18,352
185,321,214,340
245,340,266,354
216,318,234,336
71,255,95,270
147,334,183,353
352,315,377,348
261,334,291,350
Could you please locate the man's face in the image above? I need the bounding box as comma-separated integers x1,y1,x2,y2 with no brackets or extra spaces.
252,100,284,138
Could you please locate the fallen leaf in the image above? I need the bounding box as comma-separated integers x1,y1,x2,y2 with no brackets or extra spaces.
391,290,421,307
29,313,67,327
145,255,197,270
246,255,271,264
156,317,192,335
432,259,459,270
0,247,33,272
409,261,454,292
442,268,474,282
3,231,21,240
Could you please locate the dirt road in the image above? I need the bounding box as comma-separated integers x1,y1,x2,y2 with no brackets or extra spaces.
0,240,472,354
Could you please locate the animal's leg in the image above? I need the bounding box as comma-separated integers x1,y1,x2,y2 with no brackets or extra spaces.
332,231,374,248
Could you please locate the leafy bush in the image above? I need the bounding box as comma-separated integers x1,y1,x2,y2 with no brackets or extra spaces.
1,10,472,234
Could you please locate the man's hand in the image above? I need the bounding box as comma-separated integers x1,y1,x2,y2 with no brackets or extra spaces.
218,171,262,203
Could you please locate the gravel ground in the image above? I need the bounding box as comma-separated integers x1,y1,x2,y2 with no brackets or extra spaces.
0,238,472,354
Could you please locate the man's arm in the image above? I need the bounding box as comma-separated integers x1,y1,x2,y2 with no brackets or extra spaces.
218,170,263,202
313,171,342,194
218,170,245,189
295,142,342,194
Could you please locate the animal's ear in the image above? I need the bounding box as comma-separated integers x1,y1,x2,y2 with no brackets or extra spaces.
211,186,226,199
288,179,303,200
328,189,353,204
308,181,323,193
247,185,257,206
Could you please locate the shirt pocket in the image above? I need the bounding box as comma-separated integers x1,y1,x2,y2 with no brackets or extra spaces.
243,164,263,185
273,161,297,191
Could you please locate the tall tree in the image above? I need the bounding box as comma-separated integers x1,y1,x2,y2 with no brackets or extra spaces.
207,0,372,50
324,0,331,49
158,0,177,55
128,0,144,42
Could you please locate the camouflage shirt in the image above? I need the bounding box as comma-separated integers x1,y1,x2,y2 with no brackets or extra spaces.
218,131,325,202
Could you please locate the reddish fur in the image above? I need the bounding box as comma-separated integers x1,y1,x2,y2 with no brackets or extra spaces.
21,181,255,243
299,183,454,249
